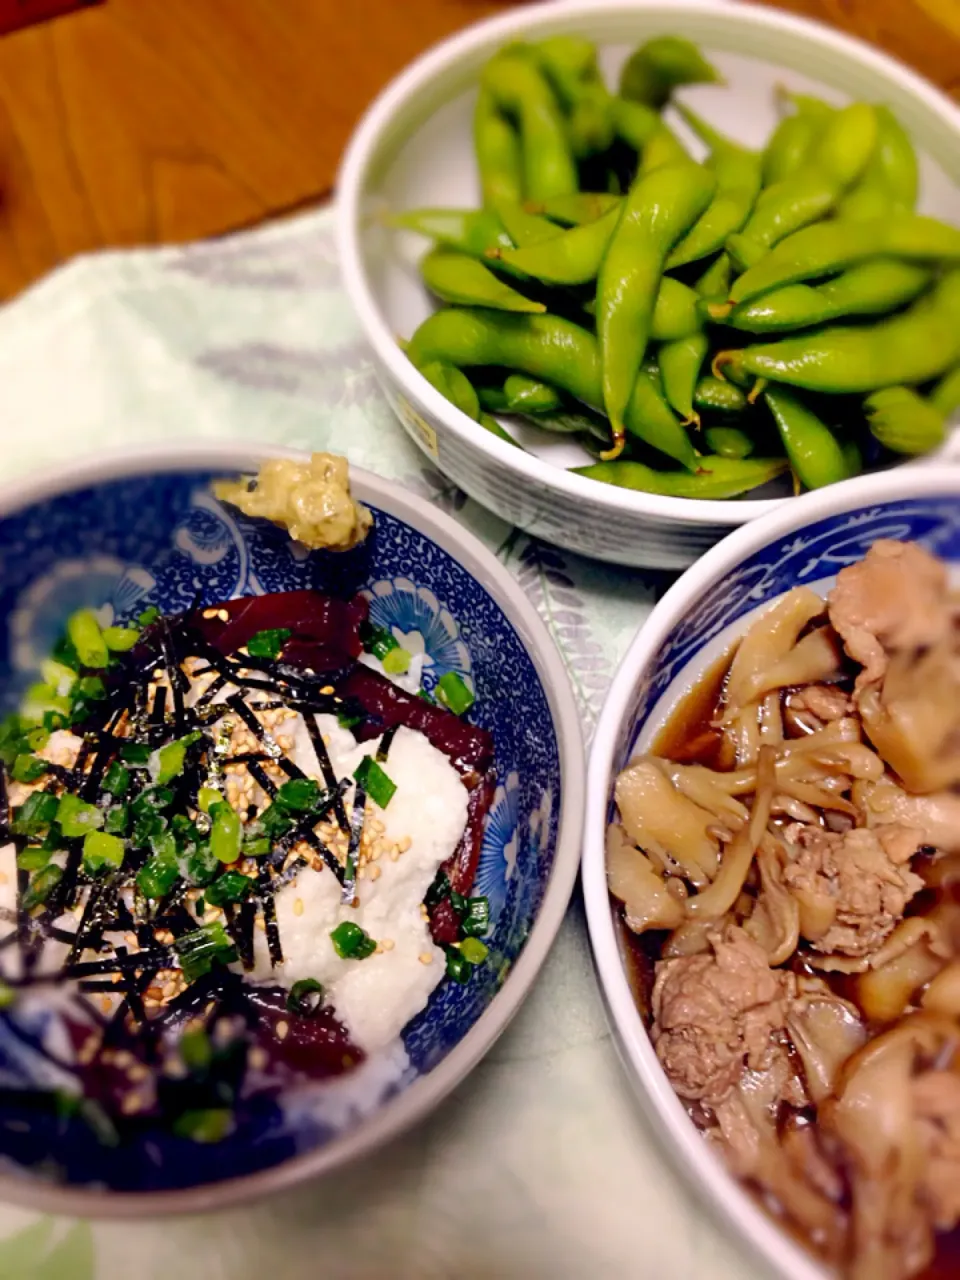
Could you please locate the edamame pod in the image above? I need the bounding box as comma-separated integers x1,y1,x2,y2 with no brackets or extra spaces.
694,375,748,415
497,204,621,283
761,113,821,187
478,374,563,414
492,199,562,247
420,248,545,312
864,386,945,454
659,332,709,421
597,161,715,450
703,426,754,458
839,106,918,221
474,89,524,208
728,103,878,266
730,214,960,303
763,387,853,489
573,455,788,498
417,361,482,421
406,307,697,468
619,36,721,109
666,106,763,268
719,271,960,394
390,207,511,257
535,192,622,225
482,54,579,199
534,36,615,156
716,259,932,333
694,252,733,301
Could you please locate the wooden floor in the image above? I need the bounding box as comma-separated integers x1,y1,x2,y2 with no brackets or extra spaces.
0,0,957,296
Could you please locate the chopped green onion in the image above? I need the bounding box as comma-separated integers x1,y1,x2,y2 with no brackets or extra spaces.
0,981,15,1010
121,742,153,765
82,830,125,875
336,710,363,730
130,787,174,818
197,786,221,813
22,863,63,910
242,835,271,856
445,946,471,984
247,628,292,660
22,682,72,723
458,937,488,965
137,606,160,627
103,804,129,835
259,803,294,839
66,609,109,669
150,731,203,785
352,755,396,809
56,793,104,838
330,921,377,960
136,847,179,899
51,634,80,672
11,754,48,783
174,921,236,982
462,896,490,939
209,801,242,864
435,672,475,716
17,847,51,872
11,790,59,836
42,710,68,733
102,762,131,797
287,978,324,1015
180,1027,212,1072
172,1108,232,1144
275,777,320,812
195,897,205,917
424,869,450,909
359,620,401,663
184,842,219,887
39,823,63,853
40,659,77,696
205,870,255,906
417,689,437,705
382,647,411,675
102,625,140,652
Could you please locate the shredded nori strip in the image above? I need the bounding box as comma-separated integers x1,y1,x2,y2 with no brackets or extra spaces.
341,782,367,905
257,864,283,967
304,713,350,832
0,761,9,842
151,683,168,725
376,725,399,763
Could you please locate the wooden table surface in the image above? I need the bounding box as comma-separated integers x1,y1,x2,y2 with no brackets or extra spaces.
0,0,957,297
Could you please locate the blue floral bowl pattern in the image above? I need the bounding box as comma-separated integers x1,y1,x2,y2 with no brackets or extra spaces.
0,453,572,1205
618,493,960,772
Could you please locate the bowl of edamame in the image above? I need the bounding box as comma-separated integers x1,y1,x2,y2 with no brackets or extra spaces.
338,0,960,569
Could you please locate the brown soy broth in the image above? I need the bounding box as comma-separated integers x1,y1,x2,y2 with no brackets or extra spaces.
633,639,960,1280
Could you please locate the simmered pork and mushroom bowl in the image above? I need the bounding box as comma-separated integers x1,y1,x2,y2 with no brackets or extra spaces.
0,443,582,1213
584,467,960,1280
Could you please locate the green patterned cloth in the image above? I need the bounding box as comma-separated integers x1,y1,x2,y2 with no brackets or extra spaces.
0,208,761,1280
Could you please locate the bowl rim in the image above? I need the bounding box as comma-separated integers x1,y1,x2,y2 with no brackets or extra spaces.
0,439,585,1218
336,0,960,530
583,464,960,1280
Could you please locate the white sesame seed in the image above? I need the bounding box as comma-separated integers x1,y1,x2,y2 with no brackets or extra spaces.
249,1047,268,1071
398,835,412,853
380,938,395,951
217,609,229,622
368,865,381,882
293,898,304,917
128,1064,149,1083
0,872,7,886
419,952,433,966
202,608,219,620
276,1020,289,1041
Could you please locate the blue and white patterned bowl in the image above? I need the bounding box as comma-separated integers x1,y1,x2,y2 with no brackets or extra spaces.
583,466,960,1280
0,442,583,1216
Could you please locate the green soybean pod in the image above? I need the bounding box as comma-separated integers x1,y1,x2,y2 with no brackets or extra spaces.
390,207,511,257
420,248,545,313
482,54,579,200
619,36,722,109
659,332,709,422
572,455,789,498
864,386,945,455
703,426,754,459
694,375,748,415
474,88,524,208
762,113,821,187
417,361,482,421
764,386,855,489
536,192,622,225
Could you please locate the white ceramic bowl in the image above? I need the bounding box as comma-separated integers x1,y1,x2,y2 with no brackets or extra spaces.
583,464,960,1278
337,0,960,569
